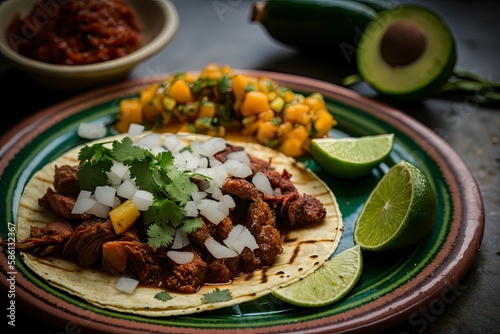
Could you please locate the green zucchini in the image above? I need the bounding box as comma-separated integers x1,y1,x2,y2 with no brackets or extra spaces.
251,0,387,61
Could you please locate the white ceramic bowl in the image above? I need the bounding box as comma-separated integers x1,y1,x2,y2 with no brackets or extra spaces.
0,0,179,91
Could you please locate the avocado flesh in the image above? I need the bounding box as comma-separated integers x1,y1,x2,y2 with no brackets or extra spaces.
357,5,456,100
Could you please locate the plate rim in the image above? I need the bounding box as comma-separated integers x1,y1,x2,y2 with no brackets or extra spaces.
0,70,485,333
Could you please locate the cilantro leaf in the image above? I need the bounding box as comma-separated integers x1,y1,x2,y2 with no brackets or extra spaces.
164,169,199,205
155,291,173,302
218,73,231,93
77,142,114,190
78,161,111,190
146,223,176,249
112,137,147,163
142,197,186,227
202,288,232,304
180,217,204,234
130,160,158,194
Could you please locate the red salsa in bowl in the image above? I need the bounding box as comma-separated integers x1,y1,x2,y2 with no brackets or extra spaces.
6,0,143,65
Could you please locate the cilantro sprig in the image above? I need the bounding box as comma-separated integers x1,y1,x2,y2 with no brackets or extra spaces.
77,136,204,248
202,288,232,304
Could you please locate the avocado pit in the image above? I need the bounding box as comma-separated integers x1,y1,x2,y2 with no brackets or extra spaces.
380,20,427,67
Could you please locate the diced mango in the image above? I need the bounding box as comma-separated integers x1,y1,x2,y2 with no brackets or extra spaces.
109,200,140,234
232,74,256,101
240,91,271,117
168,79,193,103
116,98,142,133
283,103,311,125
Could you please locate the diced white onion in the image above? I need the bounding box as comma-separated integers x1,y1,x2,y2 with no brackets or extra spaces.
211,166,229,188
163,134,179,151
252,171,274,196
171,229,191,249
106,171,122,186
198,199,226,225
224,224,244,247
94,185,117,207
191,191,207,204
112,196,122,208
132,190,154,211
209,156,222,167
184,201,198,217
228,150,250,166
223,224,259,254
127,123,145,137
185,156,200,170
115,277,139,294
86,201,111,218
197,156,208,168
150,145,167,156
135,133,162,148
220,194,235,209
110,162,128,178
223,159,252,178
204,236,238,259
199,137,226,157
167,250,194,264
117,180,137,199
205,181,223,199
71,195,96,214
173,152,186,168
217,201,229,216
76,190,92,200
77,122,107,139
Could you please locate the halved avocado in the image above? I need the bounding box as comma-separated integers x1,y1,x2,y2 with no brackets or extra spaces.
357,4,457,101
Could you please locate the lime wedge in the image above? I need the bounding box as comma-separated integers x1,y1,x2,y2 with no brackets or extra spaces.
311,133,394,179
354,160,437,251
271,245,363,307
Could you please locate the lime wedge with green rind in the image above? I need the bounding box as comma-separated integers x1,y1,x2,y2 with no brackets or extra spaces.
311,133,394,179
354,160,437,251
271,245,363,307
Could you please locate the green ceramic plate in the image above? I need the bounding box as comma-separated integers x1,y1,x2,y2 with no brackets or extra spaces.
0,71,484,333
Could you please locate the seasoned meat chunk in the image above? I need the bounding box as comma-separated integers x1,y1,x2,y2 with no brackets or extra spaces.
38,188,91,221
63,218,118,267
207,258,232,283
282,193,326,226
13,220,74,256
223,178,260,201
246,199,282,266
53,165,80,196
188,221,215,247
102,240,155,282
165,248,207,293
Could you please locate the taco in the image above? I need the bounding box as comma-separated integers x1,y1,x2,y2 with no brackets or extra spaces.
13,132,343,316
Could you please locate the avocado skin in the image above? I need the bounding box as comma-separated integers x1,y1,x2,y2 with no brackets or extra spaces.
357,4,457,102
252,0,378,60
